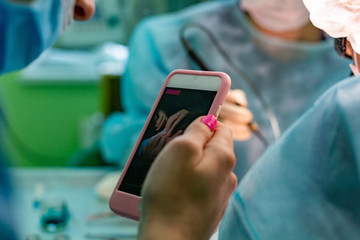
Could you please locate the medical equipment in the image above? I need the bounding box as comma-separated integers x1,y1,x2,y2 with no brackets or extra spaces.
180,22,281,147
40,198,70,233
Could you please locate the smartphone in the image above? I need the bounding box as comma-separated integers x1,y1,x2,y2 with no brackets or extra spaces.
109,69,231,220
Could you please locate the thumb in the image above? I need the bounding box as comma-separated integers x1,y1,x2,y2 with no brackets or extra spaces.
152,115,217,171
182,114,217,147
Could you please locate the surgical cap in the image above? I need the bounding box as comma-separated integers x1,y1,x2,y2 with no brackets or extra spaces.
303,0,360,54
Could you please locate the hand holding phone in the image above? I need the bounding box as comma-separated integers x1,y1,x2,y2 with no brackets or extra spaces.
138,118,237,240
110,69,231,221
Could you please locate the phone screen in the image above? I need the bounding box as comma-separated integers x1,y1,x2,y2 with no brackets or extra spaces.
119,87,217,196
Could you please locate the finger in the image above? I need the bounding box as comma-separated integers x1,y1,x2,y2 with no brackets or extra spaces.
225,89,248,107
156,118,165,131
150,136,161,147
165,116,177,134
141,145,148,155
181,115,217,150
160,118,166,128
219,102,253,124
153,137,166,155
206,122,234,154
172,130,183,138
156,115,217,170
167,116,184,136
148,140,155,149
168,130,183,142
155,120,160,130
158,135,167,147
224,122,252,141
201,123,236,175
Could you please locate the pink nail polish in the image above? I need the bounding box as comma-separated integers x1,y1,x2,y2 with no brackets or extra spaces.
201,114,217,132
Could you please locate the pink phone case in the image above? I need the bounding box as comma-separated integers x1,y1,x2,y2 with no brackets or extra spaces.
109,69,231,221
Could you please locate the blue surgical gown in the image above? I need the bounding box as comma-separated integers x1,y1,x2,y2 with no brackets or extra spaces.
220,75,360,239
0,0,63,236
101,0,351,177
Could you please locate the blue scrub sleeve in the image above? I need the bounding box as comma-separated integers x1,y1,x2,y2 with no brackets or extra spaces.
101,19,181,165
123,20,172,115
220,76,360,239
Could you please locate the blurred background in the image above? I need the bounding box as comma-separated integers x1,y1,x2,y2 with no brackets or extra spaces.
1,1,218,239
1,0,213,167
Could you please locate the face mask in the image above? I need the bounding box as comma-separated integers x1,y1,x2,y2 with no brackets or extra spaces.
241,0,310,33
0,0,76,74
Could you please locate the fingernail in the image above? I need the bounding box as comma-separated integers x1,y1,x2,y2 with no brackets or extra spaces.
201,114,217,132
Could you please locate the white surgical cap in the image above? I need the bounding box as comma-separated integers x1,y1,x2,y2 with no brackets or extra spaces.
303,0,360,54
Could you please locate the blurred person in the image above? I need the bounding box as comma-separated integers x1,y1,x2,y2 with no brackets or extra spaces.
0,0,95,238
101,0,352,179
218,0,360,239
0,0,95,74
137,1,360,239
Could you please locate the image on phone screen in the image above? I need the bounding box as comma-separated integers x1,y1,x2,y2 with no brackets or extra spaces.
119,87,217,196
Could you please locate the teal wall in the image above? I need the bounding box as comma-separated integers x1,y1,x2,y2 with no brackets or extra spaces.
0,72,101,166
